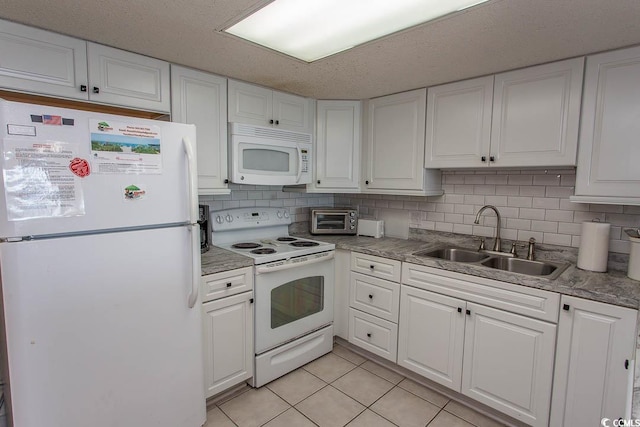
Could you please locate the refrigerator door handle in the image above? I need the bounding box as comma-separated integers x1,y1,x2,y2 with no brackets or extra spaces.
183,136,199,308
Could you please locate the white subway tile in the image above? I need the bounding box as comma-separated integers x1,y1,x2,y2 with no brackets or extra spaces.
435,222,454,232
388,200,404,209
507,218,532,230
545,210,574,222
533,174,561,186
419,202,437,211
453,224,473,235
531,220,558,233
559,199,589,211
495,185,520,196
454,184,475,194
444,175,465,184
543,233,572,246
571,236,581,248
420,220,436,230
475,170,497,175
501,229,518,240
464,195,485,205
532,197,560,209
248,191,263,200
610,226,622,240
605,213,640,227
517,230,544,242
484,195,508,206
474,185,497,195
624,205,640,215
590,204,624,213
485,175,509,185
375,200,389,208
427,212,445,222
558,222,582,235
507,196,533,208
436,203,455,213
464,215,477,225
442,184,455,193
295,198,308,206
574,211,604,223
283,199,296,207
519,186,546,197
472,225,495,237
454,204,476,215
609,239,630,254
445,213,464,224
444,194,465,204
403,201,419,210
231,191,248,200
222,200,240,209
560,174,576,186
411,211,425,222
508,175,533,185
498,207,520,218
546,186,574,198
262,191,277,200
239,200,257,207
464,175,486,184
519,208,546,220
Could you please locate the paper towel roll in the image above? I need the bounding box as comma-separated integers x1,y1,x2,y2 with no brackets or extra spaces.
577,221,610,272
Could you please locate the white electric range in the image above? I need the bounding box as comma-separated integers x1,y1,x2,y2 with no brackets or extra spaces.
211,207,335,387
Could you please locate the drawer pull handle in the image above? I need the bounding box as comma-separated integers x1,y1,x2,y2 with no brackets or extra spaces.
366,333,371,338
368,294,373,299
226,282,232,288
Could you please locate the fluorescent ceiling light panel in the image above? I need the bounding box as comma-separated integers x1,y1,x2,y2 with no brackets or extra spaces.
226,0,490,62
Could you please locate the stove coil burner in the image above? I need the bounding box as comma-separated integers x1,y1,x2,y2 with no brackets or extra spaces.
232,242,262,249
276,237,297,242
290,241,320,247
251,248,277,255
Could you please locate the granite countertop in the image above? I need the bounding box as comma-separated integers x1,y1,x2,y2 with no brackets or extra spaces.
293,230,640,310
201,245,254,276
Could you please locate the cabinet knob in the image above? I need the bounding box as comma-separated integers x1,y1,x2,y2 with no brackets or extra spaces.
366,333,372,338
368,294,373,299
269,119,274,124
481,156,487,162
275,120,279,125
80,85,87,92
93,87,100,94
369,265,374,269
457,307,462,313
226,282,232,288
224,179,229,184
466,309,471,315
365,180,369,185
317,180,321,184
489,156,495,162
250,298,254,304
563,304,570,311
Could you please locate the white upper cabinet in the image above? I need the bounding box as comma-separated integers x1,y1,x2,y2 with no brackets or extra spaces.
425,58,583,169
491,58,583,167
425,76,494,168
573,46,640,205
0,19,170,113
171,65,229,195
87,43,170,113
311,100,361,192
228,79,313,133
363,88,442,196
0,19,88,101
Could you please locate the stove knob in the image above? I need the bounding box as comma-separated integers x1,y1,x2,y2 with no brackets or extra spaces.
216,215,224,224
225,214,233,223
283,211,290,219
350,225,356,230
277,211,283,219
349,211,356,217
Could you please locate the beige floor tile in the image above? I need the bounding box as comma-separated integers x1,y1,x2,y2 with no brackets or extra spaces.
444,401,507,427
332,367,395,406
303,352,357,383
219,387,290,427
203,406,235,427
267,368,327,405
332,344,367,365
370,387,440,427
397,378,449,408
360,360,404,384
296,385,365,427
428,410,475,427
346,409,397,427
262,408,317,427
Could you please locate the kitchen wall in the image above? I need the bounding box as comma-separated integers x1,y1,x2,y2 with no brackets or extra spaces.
336,168,640,255
199,184,334,224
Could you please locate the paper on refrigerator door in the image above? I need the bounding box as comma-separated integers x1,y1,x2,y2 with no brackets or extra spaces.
2,139,86,221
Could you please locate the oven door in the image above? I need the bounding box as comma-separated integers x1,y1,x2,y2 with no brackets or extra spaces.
230,135,311,186
254,251,334,354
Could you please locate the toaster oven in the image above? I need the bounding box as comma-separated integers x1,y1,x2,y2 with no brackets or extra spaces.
310,208,358,235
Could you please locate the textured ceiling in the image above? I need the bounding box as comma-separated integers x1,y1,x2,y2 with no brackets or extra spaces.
2,0,640,99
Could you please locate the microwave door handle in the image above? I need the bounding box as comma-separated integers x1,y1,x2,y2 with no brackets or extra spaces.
296,146,303,183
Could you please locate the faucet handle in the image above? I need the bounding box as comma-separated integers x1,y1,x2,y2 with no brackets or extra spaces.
510,242,518,257
478,237,486,251
527,238,536,260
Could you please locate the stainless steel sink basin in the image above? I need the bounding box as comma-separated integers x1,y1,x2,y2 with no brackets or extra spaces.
413,248,490,263
480,257,569,279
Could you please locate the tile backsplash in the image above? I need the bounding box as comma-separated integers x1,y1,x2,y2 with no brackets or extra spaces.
336,169,640,255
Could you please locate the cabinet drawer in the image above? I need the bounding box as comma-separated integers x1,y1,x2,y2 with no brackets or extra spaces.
402,263,560,322
350,272,400,322
201,267,253,303
351,252,401,282
348,308,398,362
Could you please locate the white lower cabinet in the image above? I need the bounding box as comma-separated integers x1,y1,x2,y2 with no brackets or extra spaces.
201,267,253,398
550,295,638,426
399,263,559,427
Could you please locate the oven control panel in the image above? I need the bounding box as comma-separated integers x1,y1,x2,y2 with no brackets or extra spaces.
211,207,291,231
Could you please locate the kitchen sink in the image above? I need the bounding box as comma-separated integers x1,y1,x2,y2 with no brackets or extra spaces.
413,246,570,280
480,257,569,279
413,247,490,263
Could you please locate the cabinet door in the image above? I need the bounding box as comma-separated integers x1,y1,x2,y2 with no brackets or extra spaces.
397,286,465,391
87,42,170,112
490,58,583,167
315,100,361,190
425,76,493,168
272,90,312,132
0,19,88,100
574,46,640,203
365,88,427,191
462,303,556,427
550,296,637,426
202,292,253,398
171,66,229,195
228,79,273,127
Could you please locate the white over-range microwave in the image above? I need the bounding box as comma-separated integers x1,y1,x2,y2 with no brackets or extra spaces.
228,122,313,186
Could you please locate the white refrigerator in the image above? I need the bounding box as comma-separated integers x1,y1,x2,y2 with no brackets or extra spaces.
0,100,206,427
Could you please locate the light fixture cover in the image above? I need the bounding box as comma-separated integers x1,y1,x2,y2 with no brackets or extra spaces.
225,0,489,62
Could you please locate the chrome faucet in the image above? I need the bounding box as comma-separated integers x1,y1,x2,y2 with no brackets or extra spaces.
474,205,502,252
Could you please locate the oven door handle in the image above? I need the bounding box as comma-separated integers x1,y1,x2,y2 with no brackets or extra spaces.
255,251,334,274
